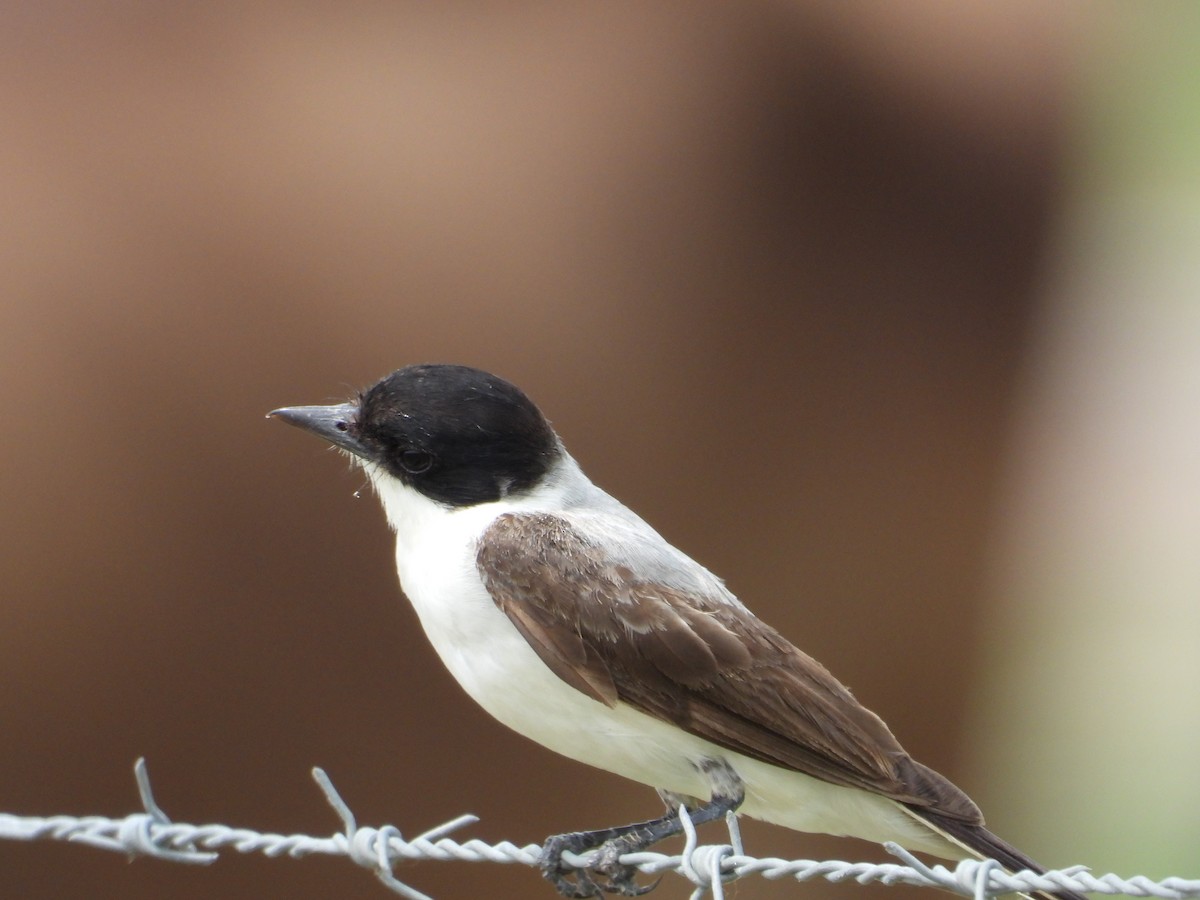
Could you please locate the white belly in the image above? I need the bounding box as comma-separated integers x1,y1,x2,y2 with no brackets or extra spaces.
391,515,956,858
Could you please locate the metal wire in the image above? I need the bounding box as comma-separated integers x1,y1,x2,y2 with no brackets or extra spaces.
1,759,1196,900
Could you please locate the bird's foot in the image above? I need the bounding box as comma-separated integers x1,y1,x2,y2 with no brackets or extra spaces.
540,831,661,898
541,759,745,897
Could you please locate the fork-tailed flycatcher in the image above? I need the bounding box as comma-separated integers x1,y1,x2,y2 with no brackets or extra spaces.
270,363,1081,900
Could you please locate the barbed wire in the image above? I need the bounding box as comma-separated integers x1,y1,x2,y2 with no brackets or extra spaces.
1,759,1196,900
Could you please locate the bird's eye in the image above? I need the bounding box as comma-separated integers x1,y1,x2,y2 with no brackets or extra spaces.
399,449,435,475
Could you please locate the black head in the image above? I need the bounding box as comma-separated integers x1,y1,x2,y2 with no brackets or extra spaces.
271,364,561,507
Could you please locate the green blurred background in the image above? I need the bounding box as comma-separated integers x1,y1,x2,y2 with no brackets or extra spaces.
1,3,1196,898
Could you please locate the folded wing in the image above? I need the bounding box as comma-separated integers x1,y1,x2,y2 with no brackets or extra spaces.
476,511,981,822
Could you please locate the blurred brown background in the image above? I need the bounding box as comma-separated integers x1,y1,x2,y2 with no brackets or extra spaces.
3,3,1197,899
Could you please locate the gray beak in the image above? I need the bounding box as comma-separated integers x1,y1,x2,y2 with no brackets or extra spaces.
268,403,370,459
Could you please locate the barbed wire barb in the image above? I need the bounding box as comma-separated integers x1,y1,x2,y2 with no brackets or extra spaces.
2,759,1199,899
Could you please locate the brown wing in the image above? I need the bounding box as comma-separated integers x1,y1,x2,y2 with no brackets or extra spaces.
476,512,982,822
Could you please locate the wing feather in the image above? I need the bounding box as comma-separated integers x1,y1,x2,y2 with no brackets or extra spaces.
477,511,981,822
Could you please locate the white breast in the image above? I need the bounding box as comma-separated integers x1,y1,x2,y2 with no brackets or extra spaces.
361,458,959,859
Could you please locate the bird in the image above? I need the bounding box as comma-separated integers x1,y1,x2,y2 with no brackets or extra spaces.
269,363,1081,900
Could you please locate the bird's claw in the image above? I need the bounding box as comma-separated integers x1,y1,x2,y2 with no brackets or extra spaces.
541,833,660,898
592,841,660,895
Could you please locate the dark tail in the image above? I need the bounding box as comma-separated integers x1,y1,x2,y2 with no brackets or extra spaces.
911,808,1088,900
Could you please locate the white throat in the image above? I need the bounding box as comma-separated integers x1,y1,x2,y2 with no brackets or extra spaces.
357,451,611,555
